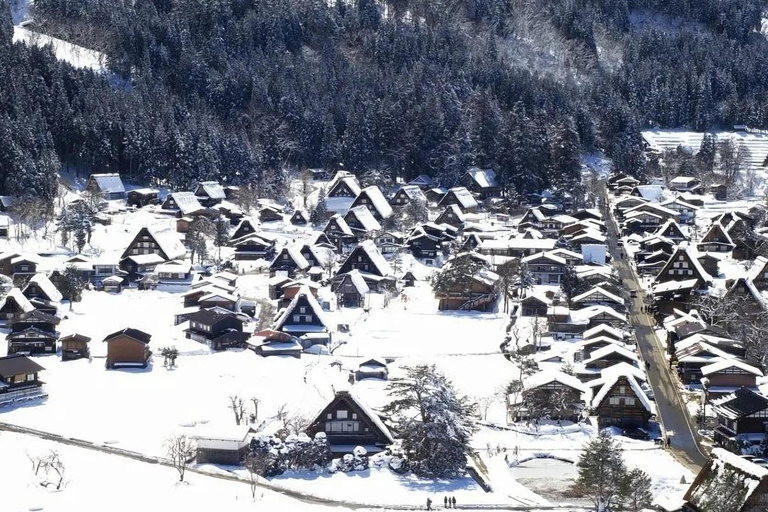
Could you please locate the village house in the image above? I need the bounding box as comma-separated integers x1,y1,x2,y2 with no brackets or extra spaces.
10,255,39,282
232,234,276,261
323,214,356,249
121,227,187,262
591,373,654,428
374,232,404,255
460,167,500,198
712,388,768,453
344,205,382,239
7,309,60,355
0,214,10,239
652,244,711,305
407,174,433,190
86,173,126,201
60,333,91,361
161,192,206,218
509,371,586,422
355,358,389,381
156,261,193,282
697,222,735,253
333,270,369,308
306,390,394,454
193,181,226,207
22,273,62,314
349,186,393,222
126,188,160,208
683,448,768,512
258,204,283,223
674,340,738,385
0,355,46,405
478,237,557,259
701,360,763,397
230,218,259,241
630,185,665,202
104,328,152,369
519,293,551,317
437,187,478,214
270,246,310,278
273,287,328,337
194,426,253,465
571,286,624,310
434,204,466,228
748,256,768,290
0,288,34,323
290,210,309,226
436,266,498,311
660,197,698,224
185,308,245,345
326,172,362,198
337,240,393,281
406,227,443,261
521,251,567,285
390,185,427,208
668,176,702,193
656,219,688,242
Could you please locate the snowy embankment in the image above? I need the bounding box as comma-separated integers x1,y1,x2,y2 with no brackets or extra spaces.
13,26,107,72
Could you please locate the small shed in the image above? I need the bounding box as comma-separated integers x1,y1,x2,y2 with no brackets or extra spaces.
60,333,91,361
194,426,254,465
402,271,417,287
102,275,124,293
355,358,389,381
290,210,309,225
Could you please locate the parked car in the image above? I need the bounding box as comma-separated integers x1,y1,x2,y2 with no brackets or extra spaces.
622,427,650,441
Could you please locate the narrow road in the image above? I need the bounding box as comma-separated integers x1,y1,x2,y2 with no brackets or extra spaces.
599,186,708,472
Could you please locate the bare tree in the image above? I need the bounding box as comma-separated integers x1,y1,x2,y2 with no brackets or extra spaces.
300,170,315,210
28,450,67,489
164,434,195,482
244,452,268,501
229,395,247,425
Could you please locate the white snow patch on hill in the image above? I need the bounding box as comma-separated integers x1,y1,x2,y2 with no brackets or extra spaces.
13,26,107,72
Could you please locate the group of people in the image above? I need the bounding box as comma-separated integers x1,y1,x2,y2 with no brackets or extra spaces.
425,496,457,510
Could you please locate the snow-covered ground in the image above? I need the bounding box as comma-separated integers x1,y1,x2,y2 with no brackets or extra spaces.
13,27,107,72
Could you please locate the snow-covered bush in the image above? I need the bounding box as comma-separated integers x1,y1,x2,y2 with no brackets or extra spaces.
247,431,331,476
331,445,369,473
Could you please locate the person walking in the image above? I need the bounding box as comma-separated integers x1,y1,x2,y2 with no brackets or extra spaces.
426,497,432,511
451,496,457,508
444,496,448,508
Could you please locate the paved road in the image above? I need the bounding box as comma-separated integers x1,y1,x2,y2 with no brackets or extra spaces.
600,186,708,472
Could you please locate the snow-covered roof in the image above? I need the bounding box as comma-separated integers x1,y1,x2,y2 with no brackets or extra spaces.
326,214,354,237
572,286,624,305
345,205,382,232
89,173,125,194
196,181,226,200
747,256,768,282
523,370,586,393
128,187,159,195
443,187,478,210
571,305,626,323
148,227,187,260
272,245,310,270
11,254,41,265
652,278,700,295
125,253,166,265
0,214,9,227
521,252,566,265
591,373,654,413
583,324,623,340
25,273,63,303
480,238,556,251
358,186,393,219
167,192,204,215
464,167,498,189
155,261,192,274
193,425,252,449
632,185,664,202
701,359,763,377
0,288,34,313
354,240,393,277
584,344,638,365
396,185,427,202
273,286,328,331
340,269,370,294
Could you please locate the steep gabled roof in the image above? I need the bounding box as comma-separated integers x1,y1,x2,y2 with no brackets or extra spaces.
271,245,310,270
711,387,768,419
702,359,763,378
439,187,478,210
700,222,734,246
195,181,226,200
310,390,393,444
89,173,125,194
345,205,382,232
523,370,586,393
337,269,370,294
685,447,768,511
747,256,768,282
592,373,654,413
571,286,624,306
0,288,34,314
166,192,204,215
24,273,63,303
325,214,354,237
396,185,427,202
103,327,151,344
340,240,393,277
355,186,393,219
584,344,638,365
273,286,328,331
464,167,499,189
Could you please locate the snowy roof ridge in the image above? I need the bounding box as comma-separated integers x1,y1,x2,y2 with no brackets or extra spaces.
146,226,187,260
167,192,204,215
584,343,638,365
0,288,34,313
701,359,763,377
523,370,586,393
571,286,624,305
358,186,393,219
26,273,63,303
358,240,393,276
591,373,654,413
346,205,382,232
273,286,327,331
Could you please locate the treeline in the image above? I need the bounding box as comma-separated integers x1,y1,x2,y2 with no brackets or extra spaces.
2,0,768,207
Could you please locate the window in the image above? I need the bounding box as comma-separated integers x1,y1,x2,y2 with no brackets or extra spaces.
327,413,332,420
26,373,35,381
337,410,348,420
299,307,306,314
619,386,626,394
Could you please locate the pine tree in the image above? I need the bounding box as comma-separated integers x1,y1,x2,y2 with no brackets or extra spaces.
431,253,485,298
310,196,329,226
576,432,627,512
622,467,653,512
561,263,589,306
384,365,477,478
59,265,87,311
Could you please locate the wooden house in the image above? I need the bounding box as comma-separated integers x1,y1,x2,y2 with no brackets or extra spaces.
520,293,551,317
270,246,310,278
337,241,393,278
698,222,735,253
435,204,466,228
701,360,763,396
591,374,654,428
653,245,711,299
326,174,362,198
0,288,34,323
7,309,60,355
511,371,586,422
232,234,275,261
0,355,46,405
259,204,283,223
355,358,389,381
521,251,566,285
436,267,498,311
374,232,404,255
437,187,478,214
390,185,426,208
583,344,639,373
273,287,328,337
460,167,499,199
660,197,698,224
401,271,417,287
185,308,245,345
656,220,688,242
198,292,240,312
126,188,159,208
11,255,39,281
60,333,91,361
746,256,768,291
668,176,702,193
425,187,447,204
22,274,62,314
697,253,720,278
571,286,624,310
333,270,369,308
121,227,186,262
290,210,309,225
683,448,768,511
161,192,205,217
86,173,125,200
350,186,393,222
104,328,152,369
194,426,253,465
406,227,442,260
193,181,226,207
344,205,382,239
630,185,664,202
408,174,434,190
323,214,356,249
708,183,728,201
230,218,259,241
712,388,768,452
306,390,393,453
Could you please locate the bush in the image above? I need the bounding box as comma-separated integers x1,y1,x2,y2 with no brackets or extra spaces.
247,431,331,476
331,446,369,473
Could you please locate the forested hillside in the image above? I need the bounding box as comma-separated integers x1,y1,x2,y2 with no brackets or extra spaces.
2,0,768,206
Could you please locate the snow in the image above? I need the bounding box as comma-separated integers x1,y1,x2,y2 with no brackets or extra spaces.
13,27,107,72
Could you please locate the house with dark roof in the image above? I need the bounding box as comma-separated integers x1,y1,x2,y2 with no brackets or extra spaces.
510,371,586,422
333,270,369,308
86,173,126,200
194,181,227,207
698,222,735,253
259,204,283,223
22,274,62,314
7,309,60,355
323,214,356,249
337,241,393,278
683,448,768,512
0,355,46,405
230,218,259,242
407,174,434,190
712,388,768,453
0,288,34,322
747,256,768,291
233,233,275,261
290,210,309,225
591,374,654,428
435,204,466,228
326,172,362,198
120,227,186,278
270,246,310,278
656,220,688,242
460,167,499,198
653,245,711,303
306,390,393,454
60,333,91,361
104,328,152,369
185,308,245,346
126,188,160,208
344,205,382,239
